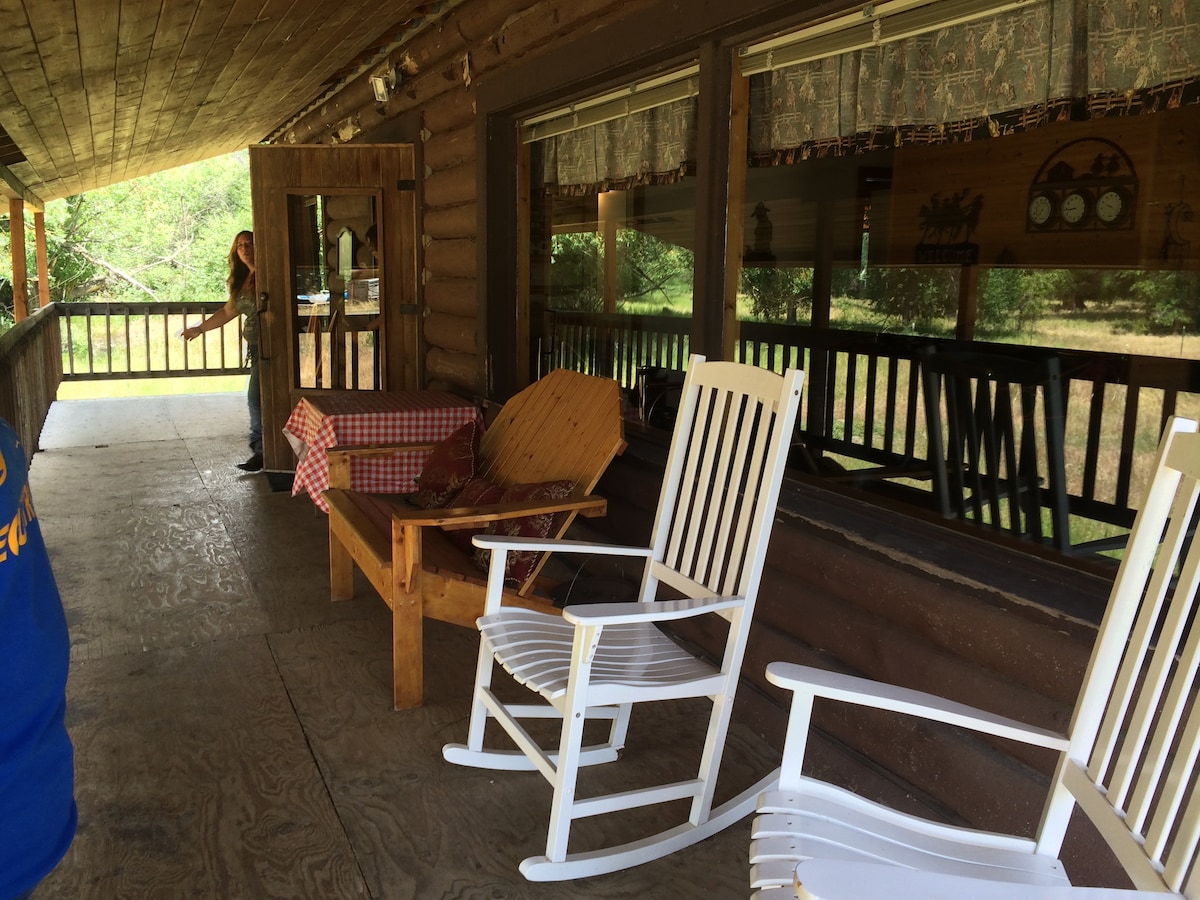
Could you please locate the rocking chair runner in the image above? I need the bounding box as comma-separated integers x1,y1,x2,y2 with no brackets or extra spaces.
442,356,805,881
750,416,1200,898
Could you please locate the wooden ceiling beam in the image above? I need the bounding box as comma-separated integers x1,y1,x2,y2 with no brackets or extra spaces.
0,162,44,211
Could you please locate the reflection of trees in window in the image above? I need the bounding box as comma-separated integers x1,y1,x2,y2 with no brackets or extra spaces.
741,266,812,323
861,268,958,328
549,230,693,313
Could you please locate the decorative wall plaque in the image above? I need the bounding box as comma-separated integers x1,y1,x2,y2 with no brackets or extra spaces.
1026,138,1138,233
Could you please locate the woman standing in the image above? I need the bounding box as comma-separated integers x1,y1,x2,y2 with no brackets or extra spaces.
183,231,263,472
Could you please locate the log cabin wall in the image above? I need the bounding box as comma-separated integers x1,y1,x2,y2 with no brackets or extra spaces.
278,0,831,393
275,0,1127,883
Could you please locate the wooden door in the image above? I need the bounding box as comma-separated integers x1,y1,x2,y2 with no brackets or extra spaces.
249,145,419,472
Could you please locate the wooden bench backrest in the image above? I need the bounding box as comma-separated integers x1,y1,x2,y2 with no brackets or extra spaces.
477,368,626,496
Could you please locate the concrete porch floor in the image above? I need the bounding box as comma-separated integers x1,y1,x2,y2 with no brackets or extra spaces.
26,392,776,900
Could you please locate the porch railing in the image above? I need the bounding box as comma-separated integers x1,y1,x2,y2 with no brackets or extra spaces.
0,305,62,462
59,301,247,380
1,302,247,463
544,309,1200,551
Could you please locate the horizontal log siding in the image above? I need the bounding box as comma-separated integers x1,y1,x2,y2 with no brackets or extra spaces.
283,0,650,393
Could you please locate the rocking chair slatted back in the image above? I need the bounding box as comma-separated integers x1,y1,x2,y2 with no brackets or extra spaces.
1042,417,1200,892
754,417,1200,898
653,362,795,604
444,356,805,881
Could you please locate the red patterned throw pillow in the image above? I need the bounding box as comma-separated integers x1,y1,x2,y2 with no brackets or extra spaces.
473,479,576,585
441,476,505,552
412,421,479,509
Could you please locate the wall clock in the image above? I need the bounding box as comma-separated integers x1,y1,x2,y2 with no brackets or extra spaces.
1061,192,1088,225
1025,137,1138,234
1028,194,1053,227
1096,188,1127,225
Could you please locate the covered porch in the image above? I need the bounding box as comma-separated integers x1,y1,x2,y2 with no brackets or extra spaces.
3,0,1193,893
21,389,1132,896
27,391,775,897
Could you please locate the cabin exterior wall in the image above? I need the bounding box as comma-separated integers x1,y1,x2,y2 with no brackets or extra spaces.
273,0,1127,882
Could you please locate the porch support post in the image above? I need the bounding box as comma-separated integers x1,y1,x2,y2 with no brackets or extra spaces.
34,210,50,309
692,40,735,360
598,190,618,314
9,198,27,322
722,62,749,363
956,264,979,340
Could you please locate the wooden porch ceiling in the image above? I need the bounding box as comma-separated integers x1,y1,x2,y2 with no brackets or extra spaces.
0,1,453,206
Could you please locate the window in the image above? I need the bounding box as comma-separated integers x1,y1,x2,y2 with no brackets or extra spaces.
523,67,700,389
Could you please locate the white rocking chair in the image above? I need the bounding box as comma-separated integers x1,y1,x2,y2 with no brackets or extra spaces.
751,415,1200,898
443,355,804,881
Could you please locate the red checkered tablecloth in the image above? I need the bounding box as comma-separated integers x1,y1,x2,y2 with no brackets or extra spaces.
283,390,482,512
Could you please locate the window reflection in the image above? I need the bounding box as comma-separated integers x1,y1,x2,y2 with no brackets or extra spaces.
287,193,381,389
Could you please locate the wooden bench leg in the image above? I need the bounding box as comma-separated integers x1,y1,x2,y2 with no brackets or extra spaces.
391,523,423,710
392,581,423,710
329,519,355,602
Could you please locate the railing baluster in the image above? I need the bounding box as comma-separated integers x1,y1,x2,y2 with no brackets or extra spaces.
58,302,246,382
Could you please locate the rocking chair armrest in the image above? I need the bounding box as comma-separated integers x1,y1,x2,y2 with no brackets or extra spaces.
471,534,657,556
391,494,608,530
563,595,744,626
766,662,1069,750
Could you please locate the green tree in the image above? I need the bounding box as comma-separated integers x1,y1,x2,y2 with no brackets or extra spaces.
549,228,693,312
1128,271,1200,334
615,230,693,306
740,265,813,322
0,150,251,329
862,267,958,328
975,268,1056,335
549,231,603,311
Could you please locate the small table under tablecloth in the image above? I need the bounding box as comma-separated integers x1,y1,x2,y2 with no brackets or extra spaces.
283,390,482,512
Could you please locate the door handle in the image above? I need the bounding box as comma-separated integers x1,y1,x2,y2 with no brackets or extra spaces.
258,291,269,313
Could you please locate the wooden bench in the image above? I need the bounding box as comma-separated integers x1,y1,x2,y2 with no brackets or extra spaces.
323,369,626,709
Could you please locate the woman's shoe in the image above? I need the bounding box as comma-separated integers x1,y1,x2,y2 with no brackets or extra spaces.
236,453,264,472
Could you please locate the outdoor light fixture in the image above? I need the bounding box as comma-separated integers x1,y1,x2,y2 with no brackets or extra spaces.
369,64,399,102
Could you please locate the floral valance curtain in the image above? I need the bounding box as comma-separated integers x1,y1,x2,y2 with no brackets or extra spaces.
538,96,697,196
749,0,1200,161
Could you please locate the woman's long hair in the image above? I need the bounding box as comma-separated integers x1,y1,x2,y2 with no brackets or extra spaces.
227,230,254,302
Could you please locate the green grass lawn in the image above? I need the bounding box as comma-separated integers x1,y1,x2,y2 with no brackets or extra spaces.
57,374,248,400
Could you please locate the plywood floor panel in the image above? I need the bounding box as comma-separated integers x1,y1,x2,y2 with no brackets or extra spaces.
40,636,367,898
26,393,771,899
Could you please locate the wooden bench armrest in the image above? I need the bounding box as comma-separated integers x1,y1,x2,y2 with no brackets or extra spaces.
389,494,608,529
328,441,440,458
326,442,440,488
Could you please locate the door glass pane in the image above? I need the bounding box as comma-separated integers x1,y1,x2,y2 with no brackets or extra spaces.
287,193,381,389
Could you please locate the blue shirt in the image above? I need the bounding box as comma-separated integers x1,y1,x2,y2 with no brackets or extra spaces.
0,420,76,898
